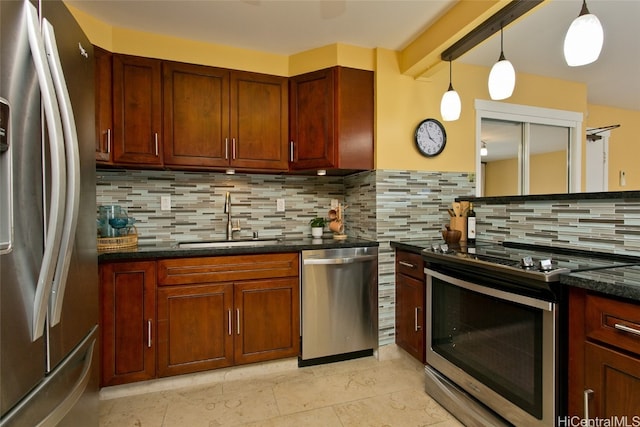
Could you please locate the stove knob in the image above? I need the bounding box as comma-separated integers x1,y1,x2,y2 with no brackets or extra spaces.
539,258,553,271
521,256,535,269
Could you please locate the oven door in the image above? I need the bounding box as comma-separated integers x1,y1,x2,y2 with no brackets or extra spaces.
425,267,559,427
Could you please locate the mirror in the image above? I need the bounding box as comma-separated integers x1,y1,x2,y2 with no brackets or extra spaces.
475,100,582,197
481,119,570,197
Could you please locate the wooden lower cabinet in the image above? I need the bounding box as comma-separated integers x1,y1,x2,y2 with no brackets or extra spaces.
155,253,300,378
100,253,300,385
157,283,234,377
156,277,299,377
234,278,300,365
568,287,640,418
584,342,640,417
395,250,426,362
100,261,156,387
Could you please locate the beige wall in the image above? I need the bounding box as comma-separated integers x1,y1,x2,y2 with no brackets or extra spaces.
587,105,640,191
530,150,568,195
68,2,639,182
485,158,518,196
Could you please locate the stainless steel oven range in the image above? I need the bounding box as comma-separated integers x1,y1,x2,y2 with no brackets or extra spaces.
422,241,638,427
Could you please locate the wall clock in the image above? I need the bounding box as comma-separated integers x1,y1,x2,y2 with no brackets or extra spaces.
414,118,447,157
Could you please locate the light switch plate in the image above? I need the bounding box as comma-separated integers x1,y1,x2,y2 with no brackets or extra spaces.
276,198,285,212
161,195,171,211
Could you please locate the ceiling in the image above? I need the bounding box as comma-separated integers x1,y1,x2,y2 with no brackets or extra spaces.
68,0,639,112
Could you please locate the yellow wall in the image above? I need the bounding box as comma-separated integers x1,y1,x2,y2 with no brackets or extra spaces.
530,150,567,195
587,105,640,191
67,2,637,182
485,159,518,196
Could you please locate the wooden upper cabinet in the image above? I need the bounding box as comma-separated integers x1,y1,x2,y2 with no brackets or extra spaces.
162,64,287,171
162,62,229,168
289,66,374,172
230,71,288,171
94,46,113,164
112,54,163,166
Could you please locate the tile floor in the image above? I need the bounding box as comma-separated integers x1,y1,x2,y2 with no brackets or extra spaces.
99,349,464,427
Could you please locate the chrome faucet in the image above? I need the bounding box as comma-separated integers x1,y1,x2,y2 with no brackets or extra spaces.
224,192,241,240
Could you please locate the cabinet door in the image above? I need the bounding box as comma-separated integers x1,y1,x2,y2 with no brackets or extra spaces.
100,261,156,386
157,283,234,377
234,278,300,364
395,274,425,362
584,342,640,417
230,71,288,171
112,54,163,166
289,68,336,169
162,62,230,168
94,46,112,163
289,67,374,171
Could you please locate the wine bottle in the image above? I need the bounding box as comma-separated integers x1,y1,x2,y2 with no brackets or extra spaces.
467,202,476,245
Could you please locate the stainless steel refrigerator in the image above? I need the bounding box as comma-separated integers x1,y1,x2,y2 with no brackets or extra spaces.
0,0,98,425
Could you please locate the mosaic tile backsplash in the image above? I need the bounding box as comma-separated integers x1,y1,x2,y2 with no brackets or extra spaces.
96,168,640,347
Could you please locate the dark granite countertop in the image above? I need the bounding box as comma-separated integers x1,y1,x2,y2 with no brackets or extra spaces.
560,266,640,302
98,236,379,262
391,239,640,303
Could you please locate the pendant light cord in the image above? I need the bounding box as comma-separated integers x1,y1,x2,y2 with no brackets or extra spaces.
448,60,454,91
498,25,506,61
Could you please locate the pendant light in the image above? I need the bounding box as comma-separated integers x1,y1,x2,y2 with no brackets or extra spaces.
440,60,461,122
481,141,488,157
563,0,604,66
488,25,516,100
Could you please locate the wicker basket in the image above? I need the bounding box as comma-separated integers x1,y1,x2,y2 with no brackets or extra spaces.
97,227,138,251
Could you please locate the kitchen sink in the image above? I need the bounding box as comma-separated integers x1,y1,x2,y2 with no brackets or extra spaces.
177,238,282,249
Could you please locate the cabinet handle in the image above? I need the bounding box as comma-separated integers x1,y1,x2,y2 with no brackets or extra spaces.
236,309,240,335
225,138,229,160
415,307,421,331
614,323,640,336
147,319,152,348
584,389,593,420
228,310,232,336
289,141,294,162
105,128,111,153
232,138,236,160
154,133,159,156
399,261,416,269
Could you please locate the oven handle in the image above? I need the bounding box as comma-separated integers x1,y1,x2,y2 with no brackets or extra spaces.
425,268,554,311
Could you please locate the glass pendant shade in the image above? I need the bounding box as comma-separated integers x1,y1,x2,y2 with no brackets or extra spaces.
488,27,515,100
441,60,461,121
488,55,516,100
481,142,488,157
441,84,461,121
563,1,604,66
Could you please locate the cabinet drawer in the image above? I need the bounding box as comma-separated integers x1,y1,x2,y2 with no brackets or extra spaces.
158,253,299,285
586,293,640,356
396,250,425,280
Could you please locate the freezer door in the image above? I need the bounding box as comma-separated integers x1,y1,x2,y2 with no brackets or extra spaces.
0,0,47,416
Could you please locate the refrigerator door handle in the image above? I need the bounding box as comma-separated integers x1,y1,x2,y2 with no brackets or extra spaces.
25,1,67,341
42,18,82,326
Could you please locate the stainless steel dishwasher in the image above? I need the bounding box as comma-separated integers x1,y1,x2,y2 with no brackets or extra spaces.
299,246,378,366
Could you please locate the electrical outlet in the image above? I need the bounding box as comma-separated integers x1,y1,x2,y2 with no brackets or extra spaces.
161,195,171,211
276,198,285,212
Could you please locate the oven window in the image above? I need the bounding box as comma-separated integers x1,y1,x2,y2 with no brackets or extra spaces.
431,278,543,419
